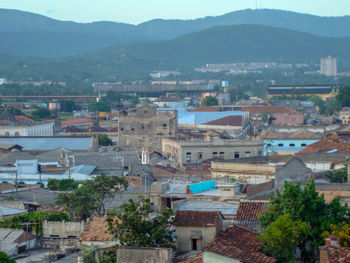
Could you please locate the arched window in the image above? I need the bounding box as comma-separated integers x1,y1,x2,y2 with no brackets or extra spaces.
278,143,284,147
14,132,20,136
245,151,251,157
301,143,307,147
186,152,192,163
289,143,295,147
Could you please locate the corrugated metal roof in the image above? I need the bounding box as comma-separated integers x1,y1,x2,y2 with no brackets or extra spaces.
178,201,238,216
178,112,247,125
0,205,27,216
0,137,93,151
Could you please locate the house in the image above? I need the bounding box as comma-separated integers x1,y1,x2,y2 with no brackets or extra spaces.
0,204,27,219
275,157,313,192
319,235,350,263
0,228,37,257
339,108,350,124
174,210,223,254
41,220,85,249
162,137,263,167
80,216,116,247
203,225,276,263
232,200,269,232
118,104,177,151
260,128,323,155
0,142,22,153
299,134,350,154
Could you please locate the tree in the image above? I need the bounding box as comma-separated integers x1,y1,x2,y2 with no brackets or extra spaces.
90,100,111,112
336,86,350,107
259,214,309,263
98,134,113,146
259,180,350,262
107,197,175,249
0,252,15,263
31,108,51,120
202,96,218,106
56,174,128,220
59,99,78,112
322,98,341,116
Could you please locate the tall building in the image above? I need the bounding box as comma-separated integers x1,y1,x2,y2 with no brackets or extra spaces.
321,56,337,77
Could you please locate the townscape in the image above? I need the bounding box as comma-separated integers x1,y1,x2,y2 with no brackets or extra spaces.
1,3,350,263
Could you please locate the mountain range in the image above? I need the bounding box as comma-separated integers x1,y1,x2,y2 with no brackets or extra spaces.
1,8,350,58
4,24,350,81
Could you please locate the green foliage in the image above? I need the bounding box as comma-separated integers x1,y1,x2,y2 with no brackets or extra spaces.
0,211,70,236
325,168,348,183
336,86,350,107
259,214,309,263
107,197,175,249
90,100,111,112
259,180,350,262
56,174,128,220
0,252,15,263
31,108,51,120
98,134,113,146
321,98,342,116
59,99,78,113
47,179,80,191
202,95,218,106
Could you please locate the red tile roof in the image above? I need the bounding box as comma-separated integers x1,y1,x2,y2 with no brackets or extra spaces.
235,201,269,221
80,216,114,242
174,210,222,227
192,106,221,112
299,135,350,154
204,225,276,263
204,115,243,126
15,115,34,122
243,106,293,115
61,118,93,126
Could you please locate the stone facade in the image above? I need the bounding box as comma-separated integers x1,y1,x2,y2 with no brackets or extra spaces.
118,104,177,151
162,138,264,167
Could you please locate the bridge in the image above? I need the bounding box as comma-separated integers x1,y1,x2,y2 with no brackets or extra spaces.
0,95,98,101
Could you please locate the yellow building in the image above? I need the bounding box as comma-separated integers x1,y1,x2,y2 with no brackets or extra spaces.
267,85,340,100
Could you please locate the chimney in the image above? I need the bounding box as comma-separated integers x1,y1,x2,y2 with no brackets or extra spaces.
325,235,339,247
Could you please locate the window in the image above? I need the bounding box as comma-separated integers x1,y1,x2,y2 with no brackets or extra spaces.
15,132,20,136
5,132,9,136
212,152,218,158
301,143,307,147
140,124,145,130
219,152,225,158
144,110,147,114
289,143,295,147
245,151,251,157
259,151,262,156
234,152,240,158
186,152,192,163
163,123,167,129
198,152,203,160
267,143,272,147
131,128,135,132
278,143,284,147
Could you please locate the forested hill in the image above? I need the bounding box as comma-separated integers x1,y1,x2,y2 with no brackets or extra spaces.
1,8,350,58
3,24,350,81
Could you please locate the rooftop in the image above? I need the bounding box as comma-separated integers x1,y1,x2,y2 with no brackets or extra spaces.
0,137,94,151
80,216,114,242
260,130,323,140
204,225,276,263
299,134,350,154
174,210,222,227
177,201,238,216
204,115,243,127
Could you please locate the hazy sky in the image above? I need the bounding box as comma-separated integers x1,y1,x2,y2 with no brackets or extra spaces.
1,0,349,24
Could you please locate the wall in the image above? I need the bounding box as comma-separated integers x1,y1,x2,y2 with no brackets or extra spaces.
0,122,54,137
203,252,239,263
271,113,304,125
211,162,276,182
176,226,217,254
117,247,173,263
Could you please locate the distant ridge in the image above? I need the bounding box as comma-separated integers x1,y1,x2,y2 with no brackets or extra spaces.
0,8,350,57
5,24,350,81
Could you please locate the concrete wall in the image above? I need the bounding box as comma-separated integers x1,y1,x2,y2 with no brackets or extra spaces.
176,226,217,254
42,220,85,238
117,247,173,263
211,162,275,181
163,138,263,167
203,252,239,263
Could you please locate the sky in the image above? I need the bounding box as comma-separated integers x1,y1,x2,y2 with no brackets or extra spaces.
1,0,350,24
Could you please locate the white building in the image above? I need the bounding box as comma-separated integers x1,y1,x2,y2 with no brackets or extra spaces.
0,122,54,136
321,56,337,77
